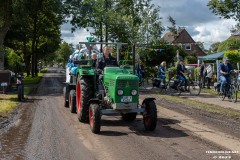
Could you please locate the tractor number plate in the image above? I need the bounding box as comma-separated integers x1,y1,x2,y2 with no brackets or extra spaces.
121,96,132,102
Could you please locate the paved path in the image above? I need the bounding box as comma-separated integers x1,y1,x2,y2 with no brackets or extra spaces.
182,91,240,111
145,86,240,111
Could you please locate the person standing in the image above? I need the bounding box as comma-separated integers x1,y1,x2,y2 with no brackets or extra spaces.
136,61,145,81
206,64,213,89
199,61,206,88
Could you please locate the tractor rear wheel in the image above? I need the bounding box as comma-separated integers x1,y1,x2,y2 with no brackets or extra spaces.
76,76,94,122
89,103,101,134
122,113,137,121
69,90,76,113
64,84,69,107
142,100,157,131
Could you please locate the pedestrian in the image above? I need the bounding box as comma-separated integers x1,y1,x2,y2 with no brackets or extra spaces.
136,61,145,82
206,64,213,89
199,61,206,88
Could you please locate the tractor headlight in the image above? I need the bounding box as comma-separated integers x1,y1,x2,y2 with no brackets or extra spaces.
117,90,124,95
131,89,137,96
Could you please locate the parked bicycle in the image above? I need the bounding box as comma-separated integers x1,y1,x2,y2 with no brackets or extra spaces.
168,71,201,96
215,70,238,102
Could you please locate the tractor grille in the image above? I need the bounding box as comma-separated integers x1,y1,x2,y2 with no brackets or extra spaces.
109,80,115,86
117,80,138,88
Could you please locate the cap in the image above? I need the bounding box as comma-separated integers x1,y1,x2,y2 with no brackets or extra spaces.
223,57,229,61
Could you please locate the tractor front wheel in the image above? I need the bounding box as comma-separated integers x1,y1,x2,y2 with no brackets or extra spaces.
142,100,157,131
89,103,101,134
69,90,76,113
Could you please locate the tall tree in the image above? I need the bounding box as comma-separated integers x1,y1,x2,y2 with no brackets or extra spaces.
208,0,240,23
0,0,13,69
167,16,177,36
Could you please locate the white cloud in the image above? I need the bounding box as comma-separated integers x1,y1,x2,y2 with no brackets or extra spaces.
60,0,238,49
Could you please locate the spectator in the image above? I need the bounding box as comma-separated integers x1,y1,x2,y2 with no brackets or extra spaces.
158,61,167,85
136,61,145,81
199,61,206,88
206,64,213,89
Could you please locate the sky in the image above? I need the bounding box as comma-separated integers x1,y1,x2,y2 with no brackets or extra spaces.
60,0,237,49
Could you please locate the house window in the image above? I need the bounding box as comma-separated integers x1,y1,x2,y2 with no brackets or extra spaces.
178,44,182,49
185,43,191,50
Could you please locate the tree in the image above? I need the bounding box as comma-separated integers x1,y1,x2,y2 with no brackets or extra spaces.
208,42,221,54
0,0,13,69
208,0,240,22
167,16,177,36
54,42,73,67
217,36,240,52
4,0,63,76
224,50,240,68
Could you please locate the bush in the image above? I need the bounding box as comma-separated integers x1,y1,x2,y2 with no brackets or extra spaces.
224,50,240,68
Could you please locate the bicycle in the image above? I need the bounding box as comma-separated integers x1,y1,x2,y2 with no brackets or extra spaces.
168,71,201,96
148,71,172,93
215,70,238,102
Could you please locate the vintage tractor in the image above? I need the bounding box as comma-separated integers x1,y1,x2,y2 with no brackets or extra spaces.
88,66,157,133
64,41,157,134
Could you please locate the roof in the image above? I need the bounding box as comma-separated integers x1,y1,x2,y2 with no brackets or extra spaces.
198,51,224,60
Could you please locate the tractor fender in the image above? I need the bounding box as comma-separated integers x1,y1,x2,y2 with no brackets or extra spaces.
142,98,156,105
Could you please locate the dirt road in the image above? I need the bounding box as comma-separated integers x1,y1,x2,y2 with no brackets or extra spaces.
0,68,239,160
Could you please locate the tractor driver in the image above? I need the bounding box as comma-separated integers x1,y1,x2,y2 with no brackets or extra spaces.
96,46,118,74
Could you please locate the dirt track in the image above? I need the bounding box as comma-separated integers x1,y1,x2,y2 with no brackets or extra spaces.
0,68,239,160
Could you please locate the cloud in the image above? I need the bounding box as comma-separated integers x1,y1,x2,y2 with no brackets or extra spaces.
60,22,92,47
61,0,237,49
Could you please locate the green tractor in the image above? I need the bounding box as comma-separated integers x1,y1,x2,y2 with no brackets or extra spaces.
65,42,157,134
78,42,157,134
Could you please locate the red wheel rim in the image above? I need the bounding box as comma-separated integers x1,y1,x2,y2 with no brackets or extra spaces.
89,107,93,127
77,80,82,113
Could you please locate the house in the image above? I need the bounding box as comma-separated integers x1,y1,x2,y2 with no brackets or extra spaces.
162,28,206,56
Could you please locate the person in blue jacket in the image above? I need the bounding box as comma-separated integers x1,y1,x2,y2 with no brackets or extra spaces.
177,60,188,91
218,57,234,93
158,61,167,86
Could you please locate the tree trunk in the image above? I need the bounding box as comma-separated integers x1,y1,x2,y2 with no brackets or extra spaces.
0,0,12,70
31,14,38,77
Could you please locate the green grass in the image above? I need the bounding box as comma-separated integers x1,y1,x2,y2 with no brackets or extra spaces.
158,94,240,118
23,73,44,84
0,94,18,117
0,73,44,118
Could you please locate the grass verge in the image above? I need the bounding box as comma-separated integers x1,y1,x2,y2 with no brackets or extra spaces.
0,73,44,118
158,94,240,118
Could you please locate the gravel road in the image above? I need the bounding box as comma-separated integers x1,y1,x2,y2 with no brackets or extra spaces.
0,68,239,160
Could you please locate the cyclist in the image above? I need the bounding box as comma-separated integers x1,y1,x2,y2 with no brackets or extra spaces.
158,61,167,86
218,57,234,94
177,60,188,91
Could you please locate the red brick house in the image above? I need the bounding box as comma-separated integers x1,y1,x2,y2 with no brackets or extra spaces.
162,28,206,56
